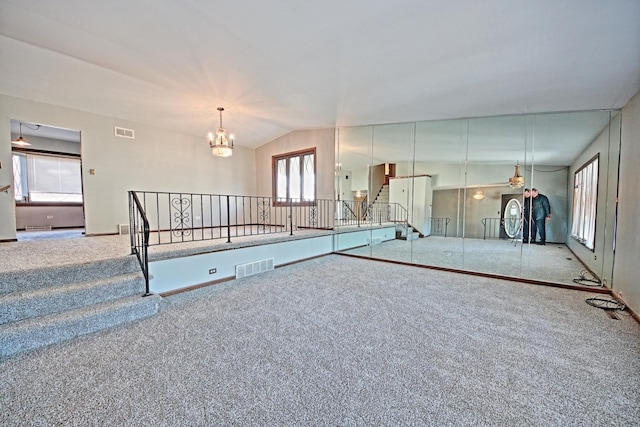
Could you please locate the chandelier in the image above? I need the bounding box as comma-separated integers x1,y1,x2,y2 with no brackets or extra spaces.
509,162,524,188
208,107,234,157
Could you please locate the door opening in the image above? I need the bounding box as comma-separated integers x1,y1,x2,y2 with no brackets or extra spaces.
10,120,85,241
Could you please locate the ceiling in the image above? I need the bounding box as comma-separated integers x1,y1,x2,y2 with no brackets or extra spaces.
1,0,639,150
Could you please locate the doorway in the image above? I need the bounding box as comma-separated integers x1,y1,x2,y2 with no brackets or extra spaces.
500,193,522,239
10,120,85,241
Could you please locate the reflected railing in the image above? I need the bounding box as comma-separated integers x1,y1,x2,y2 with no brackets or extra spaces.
337,201,408,229
482,217,502,239
429,217,450,237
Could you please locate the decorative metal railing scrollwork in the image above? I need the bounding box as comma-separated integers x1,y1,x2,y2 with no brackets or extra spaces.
171,196,192,238
258,199,270,231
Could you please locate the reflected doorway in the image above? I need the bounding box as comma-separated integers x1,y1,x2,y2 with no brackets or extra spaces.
500,193,522,239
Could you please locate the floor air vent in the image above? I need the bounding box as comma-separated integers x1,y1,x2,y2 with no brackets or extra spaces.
236,258,274,279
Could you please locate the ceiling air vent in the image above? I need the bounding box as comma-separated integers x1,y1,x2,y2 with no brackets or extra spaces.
114,126,135,139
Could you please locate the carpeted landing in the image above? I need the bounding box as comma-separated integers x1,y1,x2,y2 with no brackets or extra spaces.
1,254,638,426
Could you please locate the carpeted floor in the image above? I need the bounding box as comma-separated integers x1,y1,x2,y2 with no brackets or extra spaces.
2,255,638,426
341,236,594,286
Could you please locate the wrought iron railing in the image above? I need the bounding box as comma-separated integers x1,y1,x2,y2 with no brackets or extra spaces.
482,217,502,239
128,191,152,296
128,191,410,293
130,191,337,246
338,200,408,228
429,217,450,237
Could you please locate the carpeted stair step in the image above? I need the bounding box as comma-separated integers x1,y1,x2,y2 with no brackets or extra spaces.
396,226,419,240
0,272,146,325
0,294,161,359
0,256,139,295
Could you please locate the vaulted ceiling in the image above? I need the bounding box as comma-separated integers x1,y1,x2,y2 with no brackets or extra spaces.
1,0,639,149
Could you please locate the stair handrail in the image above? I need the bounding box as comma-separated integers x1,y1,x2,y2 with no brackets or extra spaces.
369,164,386,205
342,200,357,220
129,191,152,296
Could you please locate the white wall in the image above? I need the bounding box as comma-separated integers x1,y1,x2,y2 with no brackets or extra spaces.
0,94,256,239
149,236,333,294
349,166,369,193
389,175,432,236
254,128,335,200
614,91,640,313
566,114,619,284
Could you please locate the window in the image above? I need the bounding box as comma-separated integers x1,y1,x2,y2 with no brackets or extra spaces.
272,148,316,205
571,155,599,250
13,152,83,204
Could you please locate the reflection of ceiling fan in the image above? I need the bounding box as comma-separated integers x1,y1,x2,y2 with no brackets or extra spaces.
0,185,10,193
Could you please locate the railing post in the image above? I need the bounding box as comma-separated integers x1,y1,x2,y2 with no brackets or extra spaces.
128,191,135,255
226,195,231,243
289,198,293,235
142,220,151,296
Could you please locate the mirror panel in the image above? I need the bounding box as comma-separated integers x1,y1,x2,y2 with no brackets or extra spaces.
464,114,528,277
335,110,619,288
409,119,467,270
334,125,373,255
368,122,416,263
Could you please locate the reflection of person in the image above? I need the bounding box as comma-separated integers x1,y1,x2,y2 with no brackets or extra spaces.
522,188,533,242
531,188,552,245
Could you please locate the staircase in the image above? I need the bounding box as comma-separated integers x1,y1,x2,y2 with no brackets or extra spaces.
396,224,419,241
0,255,160,359
374,184,389,205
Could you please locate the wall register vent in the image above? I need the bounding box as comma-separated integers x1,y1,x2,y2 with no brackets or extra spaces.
118,224,130,235
236,258,274,279
26,225,52,231
114,126,135,139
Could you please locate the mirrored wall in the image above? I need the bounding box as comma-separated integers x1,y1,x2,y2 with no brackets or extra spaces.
335,110,620,287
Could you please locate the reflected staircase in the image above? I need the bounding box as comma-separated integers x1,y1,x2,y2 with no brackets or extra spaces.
374,184,422,240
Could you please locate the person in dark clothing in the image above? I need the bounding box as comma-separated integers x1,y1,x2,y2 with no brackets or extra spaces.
522,188,533,243
531,188,552,244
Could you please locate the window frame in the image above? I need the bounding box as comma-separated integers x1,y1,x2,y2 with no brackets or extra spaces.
12,148,84,206
570,154,599,251
272,147,316,207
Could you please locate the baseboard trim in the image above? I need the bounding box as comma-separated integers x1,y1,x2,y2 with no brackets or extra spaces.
334,252,612,294
611,290,640,325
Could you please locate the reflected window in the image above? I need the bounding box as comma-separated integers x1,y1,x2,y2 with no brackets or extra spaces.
272,148,316,205
12,152,83,204
571,155,599,250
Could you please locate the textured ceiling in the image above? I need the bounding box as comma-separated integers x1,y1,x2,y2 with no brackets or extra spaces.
1,0,639,150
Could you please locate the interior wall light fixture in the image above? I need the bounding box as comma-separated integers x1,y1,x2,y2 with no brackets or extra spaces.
11,122,40,146
509,161,525,188
473,190,485,200
208,107,234,157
